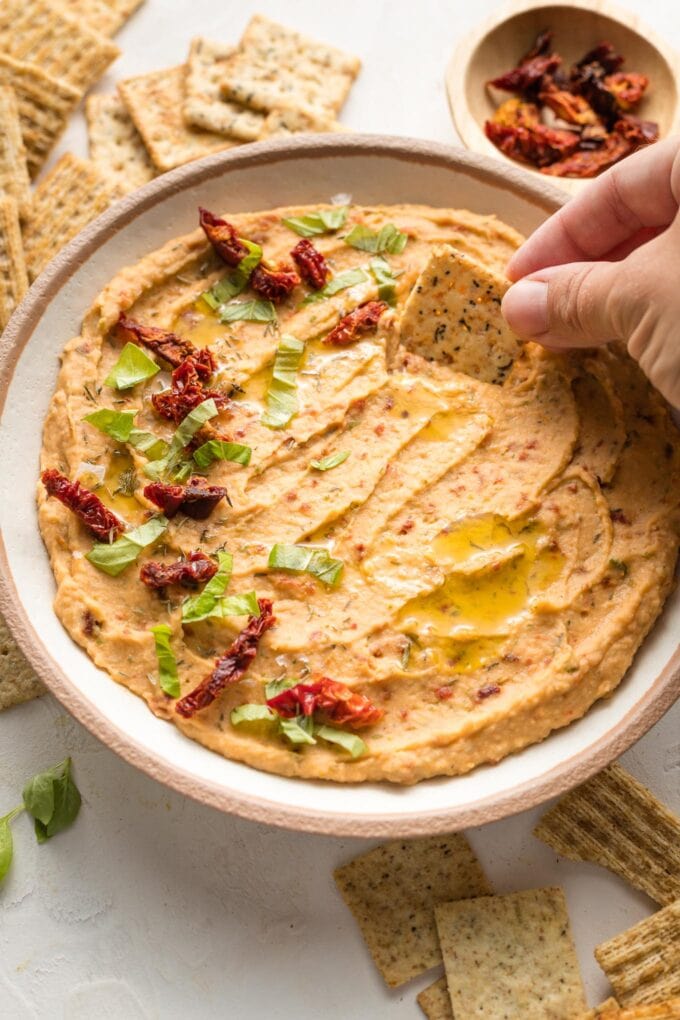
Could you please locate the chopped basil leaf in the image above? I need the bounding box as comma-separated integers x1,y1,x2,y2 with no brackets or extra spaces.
104,343,160,390
279,715,317,745
144,398,219,480
215,592,260,618
310,450,350,472
344,223,408,255
201,239,263,308
83,408,137,442
86,515,168,577
218,299,277,323
23,758,81,844
0,807,22,883
264,677,297,700
193,439,252,469
231,703,276,725
369,257,399,307
302,266,368,306
261,334,305,429
150,624,180,698
315,725,367,759
181,550,232,623
268,543,343,586
282,206,348,237
128,428,168,460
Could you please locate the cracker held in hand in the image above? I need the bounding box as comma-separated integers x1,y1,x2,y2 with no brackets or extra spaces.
0,608,44,710
0,55,80,177
0,0,119,93
220,14,360,120
258,107,343,139
55,0,145,36
334,833,490,987
535,763,680,907
0,197,28,332
119,65,237,173
183,38,265,141
435,887,587,1019
23,153,113,279
417,976,454,1020
595,900,680,1006
0,86,32,219
86,93,155,195
399,245,523,384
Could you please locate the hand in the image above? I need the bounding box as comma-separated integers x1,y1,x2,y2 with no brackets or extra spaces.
501,136,680,408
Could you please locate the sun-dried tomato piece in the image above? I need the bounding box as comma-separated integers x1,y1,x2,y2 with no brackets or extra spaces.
116,314,215,379
541,129,631,178
603,71,649,111
485,120,580,167
198,207,249,267
290,238,330,290
490,53,561,95
250,262,300,303
323,300,388,346
539,85,599,125
571,65,621,126
144,481,185,517
175,599,275,718
615,114,659,145
491,98,540,129
144,477,228,520
140,551,218,589
42,468,124,542
521,28,553,63
576,41,624,75
151,357,230,423
267,677,383,730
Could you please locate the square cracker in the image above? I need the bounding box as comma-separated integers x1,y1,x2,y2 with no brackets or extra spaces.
435,887,586,1019
118,65,237,173
86,92,155,196
0,197,28,332
220,14,360,119
534,764,680,908
183,38,265,141
398,245,523,385
0,55,80,177
0,0,119,94
0,610,45,710
258,107,344,139
595,900,680,1006
334,833,490,988
0,86,32,219
417,976,454,1020
23,153,113,279
54,0,145,36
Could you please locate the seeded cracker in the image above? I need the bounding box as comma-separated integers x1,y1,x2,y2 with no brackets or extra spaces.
0,197,28,332
0,609,44,710
86,93,155,196
398,245,523,385
118,65,237,173
435,888,586,1019
535,764,680,907
258,107,344,139
55,0,145,36
334,833,490,987
23,153,113,279
595,900,680,1006
0,0,119,94
417,976,454,1020
220,14,360,120
0,86,32,219
183,38,265,141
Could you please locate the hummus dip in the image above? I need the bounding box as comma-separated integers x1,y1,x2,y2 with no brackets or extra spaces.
39,202,680,784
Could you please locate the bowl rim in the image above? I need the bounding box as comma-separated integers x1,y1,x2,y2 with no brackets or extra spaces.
1,132,678,836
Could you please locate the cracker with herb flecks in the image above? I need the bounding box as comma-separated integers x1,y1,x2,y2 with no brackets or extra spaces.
0,609,45,710
334,833,490,988
0,196,28,332
118,64,237,173
587,1000,680,1019
86,92,155,196
219,14,360,120
183,38,265,141
54,0,145,36
578,999,621,1019
535,763,680,907
595,901,680,1006
23,153,113,280
0,0,119,93
258,106,344,139
398,245,523,385
435,887,586,1019
0,55,80,178
417,976,454,1020
0,86,32,220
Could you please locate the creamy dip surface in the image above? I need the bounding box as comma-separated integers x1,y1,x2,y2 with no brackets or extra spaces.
39,203,680,783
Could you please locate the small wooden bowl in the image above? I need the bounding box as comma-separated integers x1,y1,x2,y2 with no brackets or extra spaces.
446,0,680,195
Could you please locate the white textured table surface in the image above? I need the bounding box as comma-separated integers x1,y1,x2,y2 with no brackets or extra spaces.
2,2,679,1017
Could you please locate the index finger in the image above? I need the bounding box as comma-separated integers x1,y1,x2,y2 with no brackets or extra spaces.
506,135,680,281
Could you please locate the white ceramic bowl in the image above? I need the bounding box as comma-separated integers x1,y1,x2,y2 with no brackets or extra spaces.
1,135,678,836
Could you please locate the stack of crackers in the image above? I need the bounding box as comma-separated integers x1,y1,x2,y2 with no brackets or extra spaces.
335,763,680,1018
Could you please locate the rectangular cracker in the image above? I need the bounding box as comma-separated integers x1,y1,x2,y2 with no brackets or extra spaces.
334,833,491,987
0,55,80,177
118,65,237,173
220,14,360,119
0,87,32,219
183,38,265,141
417,976,454,1020
398,245,522,385
435,888,587,1019
595,901,680,1006
23,153,113,279
258,107,344,139
0,197,28,332
0,0,119,93
534,763,680,907
54,0,145,36
86,92,155,195
0,611,45,710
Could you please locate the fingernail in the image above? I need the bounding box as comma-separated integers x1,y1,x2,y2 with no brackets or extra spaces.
502,280,549,338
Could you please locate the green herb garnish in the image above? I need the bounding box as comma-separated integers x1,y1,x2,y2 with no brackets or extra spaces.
315,725,367,759
22,758,81,844
261,334,305,429
0,807,22,883
609,558,629,576
104,343,160,390
279,716,317,745
268,543,343,586
282,206,348,237
310,451,350,472
150,624,180,698
230,704,276,725
83,408,137,442
231,703,366,757
264,677,297,700
193,439,252,469
144,398,219,480
302,267,368,306
86,515,168,577
344,223,408,255
369,257,400,306
201,239,263,308
218,299,277,323
180,552,257,625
